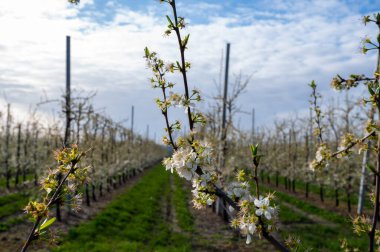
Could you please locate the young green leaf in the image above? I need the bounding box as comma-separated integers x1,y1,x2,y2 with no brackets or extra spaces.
250,144,259,157
166,15,174,27
368,85,375,96
39,217,56,231
144,47,150,58
181,34,190,48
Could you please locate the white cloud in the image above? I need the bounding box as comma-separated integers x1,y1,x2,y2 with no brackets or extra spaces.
0,0,377,140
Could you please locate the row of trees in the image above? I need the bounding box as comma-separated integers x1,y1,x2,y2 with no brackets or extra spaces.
0,92,165,191
198,43,371,215
17,91,166,250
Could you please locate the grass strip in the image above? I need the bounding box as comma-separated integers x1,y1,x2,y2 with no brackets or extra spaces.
173,174,194,232
260,184,368,251
55,164,192,252
0,192,30,219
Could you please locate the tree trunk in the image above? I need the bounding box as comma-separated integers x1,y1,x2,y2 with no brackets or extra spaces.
106,177,110,193
4,104,11,189
358,144,371,214
335,188,339,207
113,177,117,189
99,183,103,197
346,190,351,213
292,180,296,192
284,177,288,190
320,184,324,202
222,198,229,222
92,184,97,202
23,127,30,184
276,172,279,187
15,124,22,187
34,172,38,186
85,183,90,206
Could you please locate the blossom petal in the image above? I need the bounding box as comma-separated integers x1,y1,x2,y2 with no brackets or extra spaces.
264,211,272,220
246,234,252,245
254,198,261,207
256,209,263,216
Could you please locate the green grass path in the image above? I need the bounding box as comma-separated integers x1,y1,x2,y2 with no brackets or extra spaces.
56,164,193,252
0,192,30,232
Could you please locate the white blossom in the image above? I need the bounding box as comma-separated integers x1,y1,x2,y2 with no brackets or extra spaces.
315,148,323,162
227,182,250,200
246,234,252,244
315,144,330,162
254,196,276,220
191,177,214,208
206,198,213,205
169,147,198,181
163,158,175,173
239,221,257,244
228,205,235,213
200,173,211,187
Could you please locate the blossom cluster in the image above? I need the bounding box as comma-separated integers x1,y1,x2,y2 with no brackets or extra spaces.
167,91,198,113
330,74,365,91
231,194,277,244
24,145,89,219
336,133,358,158
24,201,48,219
191,175,216,208
227,181,250,201
309,143,331,171
163,141,217,208
163,147,197,180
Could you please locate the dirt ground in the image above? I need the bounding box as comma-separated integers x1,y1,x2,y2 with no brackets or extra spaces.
189,206,276,252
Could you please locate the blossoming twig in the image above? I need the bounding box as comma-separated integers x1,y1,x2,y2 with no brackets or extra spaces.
21,146,88,252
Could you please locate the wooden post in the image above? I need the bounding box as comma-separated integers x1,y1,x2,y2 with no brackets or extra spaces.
218,43,230,171
358,147,370,214
64,35,71,147
358,108,374,214
58,35,71,221
217,43,230,217
131,105,134,143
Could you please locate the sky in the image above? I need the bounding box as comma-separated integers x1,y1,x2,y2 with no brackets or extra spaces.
0,0,379,140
